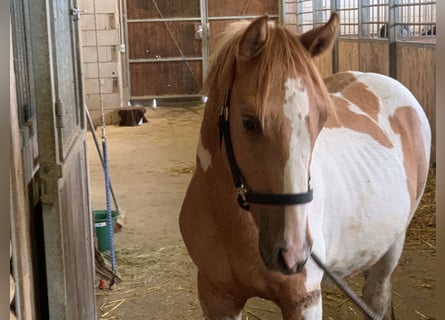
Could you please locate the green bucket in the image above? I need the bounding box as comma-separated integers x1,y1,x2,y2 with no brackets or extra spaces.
94,210,118,252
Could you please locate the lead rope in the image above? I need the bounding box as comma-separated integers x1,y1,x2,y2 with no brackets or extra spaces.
310,252,382,320
92,0,117,288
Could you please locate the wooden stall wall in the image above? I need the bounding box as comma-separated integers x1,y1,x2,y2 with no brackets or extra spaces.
396,43,436,161
359,41,390,75
313,51,333,78
337,39,359,72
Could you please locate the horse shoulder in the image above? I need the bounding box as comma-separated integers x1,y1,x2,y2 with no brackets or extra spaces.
179,173,225,269
179,171,254,288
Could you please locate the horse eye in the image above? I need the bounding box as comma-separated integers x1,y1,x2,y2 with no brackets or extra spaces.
242,116,261,133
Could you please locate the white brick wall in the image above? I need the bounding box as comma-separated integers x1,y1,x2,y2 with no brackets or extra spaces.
80,14,114,30
83,62,119,78
79,0,125,124
82,46,115,63
84,78,117,94
86,93,122,109
81,29,119,46
79,0,117,14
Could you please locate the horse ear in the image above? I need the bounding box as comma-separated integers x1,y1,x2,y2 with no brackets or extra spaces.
237,16,269,62
300,12,339,57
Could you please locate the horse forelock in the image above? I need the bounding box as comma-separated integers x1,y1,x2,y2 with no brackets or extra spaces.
204,21,334,125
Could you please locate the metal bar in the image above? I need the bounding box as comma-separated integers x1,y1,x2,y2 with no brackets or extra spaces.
358,0,368,38
357,38,393,43
394,2,435,8
310,252,382,320
337,7,360,11
362,3,388,8
128,14,279,23
392,41,435,48
128,17,202,23
389,0,397,78
207,15,279,20
337,37,359,42
279,0,286,24
296,0,303,33
331,0,339,73
363,21,434,26
408,2,411,29
200,0,208,80
312,0,316,28
131,94,203,100
129,57,203,63
123,0,131,100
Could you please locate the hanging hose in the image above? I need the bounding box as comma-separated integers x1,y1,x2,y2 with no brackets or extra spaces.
101,132,116,287
92,0,117,288
86,107,124,227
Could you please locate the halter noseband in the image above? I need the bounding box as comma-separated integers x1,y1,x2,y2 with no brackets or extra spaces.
218,102,314,211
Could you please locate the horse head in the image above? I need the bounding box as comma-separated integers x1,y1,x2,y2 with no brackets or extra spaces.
205,13,339,275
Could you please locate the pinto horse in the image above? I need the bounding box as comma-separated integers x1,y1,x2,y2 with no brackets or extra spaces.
179,12,431,320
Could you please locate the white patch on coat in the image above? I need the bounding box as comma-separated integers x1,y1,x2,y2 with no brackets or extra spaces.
301,296,322,320
301,256,324,320
197,135,212,171
222,315,241,320
282,77,312,263
308,72,430,277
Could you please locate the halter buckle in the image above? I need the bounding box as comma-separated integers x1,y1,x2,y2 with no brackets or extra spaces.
237,185,250,210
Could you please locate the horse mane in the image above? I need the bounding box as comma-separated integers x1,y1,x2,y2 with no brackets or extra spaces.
204,19,334,122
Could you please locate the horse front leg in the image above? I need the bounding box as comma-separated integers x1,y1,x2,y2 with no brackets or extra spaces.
279,293,322,320
197,271,247,320
279,272,323,320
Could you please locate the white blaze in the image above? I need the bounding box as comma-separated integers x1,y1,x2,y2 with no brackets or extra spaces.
282,77,312,260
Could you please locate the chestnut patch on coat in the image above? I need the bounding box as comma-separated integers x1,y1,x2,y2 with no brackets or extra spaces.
324,72,357,93
390,106,428,208
325,96,393,148
342,82,380,122
324,73,380,121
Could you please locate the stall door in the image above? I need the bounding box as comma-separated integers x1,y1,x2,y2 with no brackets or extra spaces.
27,0,96,318
126,0,204,100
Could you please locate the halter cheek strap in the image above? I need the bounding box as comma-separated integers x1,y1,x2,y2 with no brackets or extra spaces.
218,104,313,211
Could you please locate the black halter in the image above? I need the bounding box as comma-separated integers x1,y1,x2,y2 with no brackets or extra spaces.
218,101,314,211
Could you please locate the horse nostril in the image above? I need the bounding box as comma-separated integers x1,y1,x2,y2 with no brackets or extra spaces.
277,247,309,273
277,248,291,272
296,250,310,273
296,260,306,273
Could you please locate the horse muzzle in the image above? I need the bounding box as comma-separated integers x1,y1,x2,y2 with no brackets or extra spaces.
278,245,311,274
260,242,312,275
